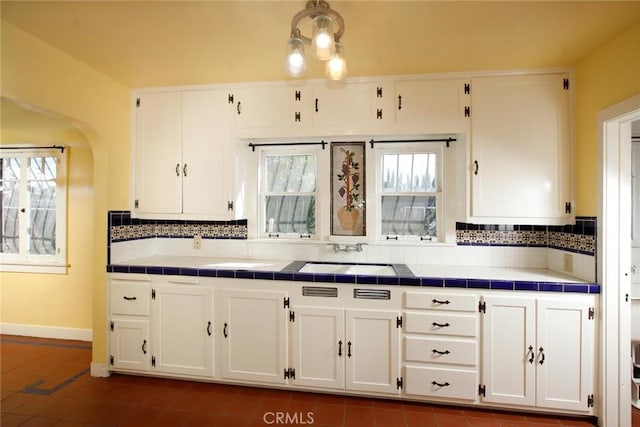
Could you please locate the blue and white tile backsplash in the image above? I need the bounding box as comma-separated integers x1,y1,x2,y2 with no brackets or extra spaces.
107,211,597,282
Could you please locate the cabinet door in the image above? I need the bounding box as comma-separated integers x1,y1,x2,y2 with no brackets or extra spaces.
110,319,150,372
290,306,345,390
345,309,400,394
152,285,213,377
234,86,308,130
134,91,183,214
182,90,233,217
221,289,288,384
395,79,468,132
469,73,571,224
536,299,595,411
313,82,390,130
482,296,536,406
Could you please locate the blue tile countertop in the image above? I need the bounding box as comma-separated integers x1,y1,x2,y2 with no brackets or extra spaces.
107,256,600,294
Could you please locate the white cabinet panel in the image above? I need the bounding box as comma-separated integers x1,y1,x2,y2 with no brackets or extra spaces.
405,312,477,337
405,292,477,312
134,91,182,214
536,299,595,411
234,86,310,131
346,309,400,394
290,306,345,389
481,295,596,413
110,279,150,316
221,288,288,384
182,90,234,217
313,82,391,130
404,336,477,366
468,73,572,224
481,296,536,406
394,79,468,133
152,285,214,377
109,319,150,372
405,365,478,400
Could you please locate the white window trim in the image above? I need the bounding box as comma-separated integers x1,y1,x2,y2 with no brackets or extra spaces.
0,148,68,274
257,146,324,241
374,143,445,243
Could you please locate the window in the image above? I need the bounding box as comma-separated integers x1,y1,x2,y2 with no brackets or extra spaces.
379,148,442,241
0,148,67,272
261,152,316,238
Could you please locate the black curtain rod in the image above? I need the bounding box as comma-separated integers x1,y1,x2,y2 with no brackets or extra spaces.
248,141,327,152
0,145,66,153
369,137,457,149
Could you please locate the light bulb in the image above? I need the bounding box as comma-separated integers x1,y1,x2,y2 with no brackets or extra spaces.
312,15,335,60
285,37,307,77
325,42,346,80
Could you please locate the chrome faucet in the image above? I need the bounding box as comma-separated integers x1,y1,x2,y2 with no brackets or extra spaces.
329,243,367,253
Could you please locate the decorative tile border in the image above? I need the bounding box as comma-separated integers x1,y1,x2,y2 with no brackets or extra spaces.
108,211,248,244
456,217,597,256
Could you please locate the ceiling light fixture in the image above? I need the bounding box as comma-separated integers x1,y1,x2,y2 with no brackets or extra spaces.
285,0,346,80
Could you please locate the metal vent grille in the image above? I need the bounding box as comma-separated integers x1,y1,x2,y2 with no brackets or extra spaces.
353,288,391,300
302,286,338,298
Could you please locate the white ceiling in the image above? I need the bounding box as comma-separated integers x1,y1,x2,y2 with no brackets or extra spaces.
2,1,640,88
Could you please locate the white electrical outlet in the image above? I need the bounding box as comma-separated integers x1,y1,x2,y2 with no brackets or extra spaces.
193,234,202,250
563,253,573,273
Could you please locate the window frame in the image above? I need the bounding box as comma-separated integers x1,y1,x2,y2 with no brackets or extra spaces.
258,147,320,240
375,143,445,242
0,148,68,274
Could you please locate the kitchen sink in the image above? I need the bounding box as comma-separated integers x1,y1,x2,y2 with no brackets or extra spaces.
298,262,397,276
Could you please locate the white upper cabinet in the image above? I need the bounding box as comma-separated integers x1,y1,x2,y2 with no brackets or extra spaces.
134,91,183,215
133,89,234,219
233,85,311,136
466,73,572,224
312,82,393,132
394,79,469,133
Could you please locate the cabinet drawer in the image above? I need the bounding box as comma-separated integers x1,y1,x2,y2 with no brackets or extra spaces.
405,365,478,401
405,312,477,337
405,292,478,312
404,337,477,366
110,280,151,316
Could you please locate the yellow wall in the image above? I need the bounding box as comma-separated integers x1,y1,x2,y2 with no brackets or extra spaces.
1,20,131,363
574,21,640,216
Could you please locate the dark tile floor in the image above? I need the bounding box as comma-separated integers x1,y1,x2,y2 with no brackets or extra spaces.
0,334,631,426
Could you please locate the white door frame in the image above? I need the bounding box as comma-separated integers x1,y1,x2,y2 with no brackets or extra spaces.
598,94,640,427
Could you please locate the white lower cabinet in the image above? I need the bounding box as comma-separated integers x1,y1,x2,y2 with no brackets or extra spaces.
481,295,596,413
108,275,152,372
403,291,480,402
151,285,214,377
290,306,401,394
107,274,597,417
220,288,288,384
110,319,150,371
